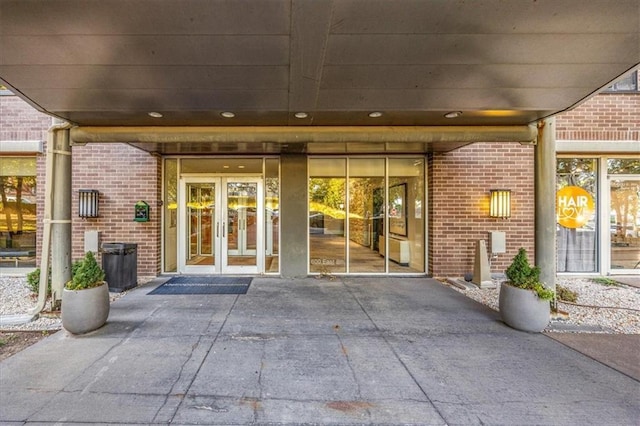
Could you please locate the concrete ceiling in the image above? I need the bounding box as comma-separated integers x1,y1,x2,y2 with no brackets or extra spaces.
1,0,639,153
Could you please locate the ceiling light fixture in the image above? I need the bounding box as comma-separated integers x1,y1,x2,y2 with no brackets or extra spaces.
220,111,235,118
368,111,383,118
444,111,462,119
148,112,163,118
294,112,308,119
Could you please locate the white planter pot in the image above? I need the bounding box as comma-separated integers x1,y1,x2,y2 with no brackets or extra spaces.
499,282,550,332
62,282,110,334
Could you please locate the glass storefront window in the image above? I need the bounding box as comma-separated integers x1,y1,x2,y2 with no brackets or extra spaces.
163,159,178,272
309,159,347,273
556,158,598,272
607,158,640,174
0,157,37,267
349,159,385,273
609,178,640,270
388,158,425,273
265,158,279,273
308,157,425,274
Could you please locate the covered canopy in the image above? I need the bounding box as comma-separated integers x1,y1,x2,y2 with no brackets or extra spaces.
1,0,639,153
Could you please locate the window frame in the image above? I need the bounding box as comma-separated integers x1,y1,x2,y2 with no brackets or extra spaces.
602,70,639,93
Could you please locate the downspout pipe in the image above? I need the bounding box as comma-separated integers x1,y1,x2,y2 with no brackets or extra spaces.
30,121,73,317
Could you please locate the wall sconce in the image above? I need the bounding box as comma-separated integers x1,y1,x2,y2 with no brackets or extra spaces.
489,189,511,219
78,189,99,218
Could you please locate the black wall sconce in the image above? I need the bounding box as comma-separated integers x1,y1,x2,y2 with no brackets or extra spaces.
78,189,99,218
489,189,511,219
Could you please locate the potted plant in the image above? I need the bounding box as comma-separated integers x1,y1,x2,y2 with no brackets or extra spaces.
61,251,110,334
499,248,554,332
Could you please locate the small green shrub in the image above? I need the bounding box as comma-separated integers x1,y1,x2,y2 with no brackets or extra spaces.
505,248,554,301
532,282,555,301
506,248,541,286
26,268,41,293
65,251,105,291
556,285,578,303
71,258,83,277
26,268,51,295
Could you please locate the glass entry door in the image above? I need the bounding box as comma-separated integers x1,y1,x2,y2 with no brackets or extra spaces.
224,179,259,271
185,182,216,271
179,177,263,274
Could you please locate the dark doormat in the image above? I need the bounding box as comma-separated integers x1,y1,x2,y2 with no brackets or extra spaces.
148,276,252,295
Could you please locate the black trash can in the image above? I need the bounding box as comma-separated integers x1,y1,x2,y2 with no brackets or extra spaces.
102,243,138,292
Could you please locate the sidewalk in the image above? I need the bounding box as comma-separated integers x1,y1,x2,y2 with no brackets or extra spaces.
1,276,638,425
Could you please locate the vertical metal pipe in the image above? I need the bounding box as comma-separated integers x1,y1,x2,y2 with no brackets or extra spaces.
535,118,556,291
50,127,72,309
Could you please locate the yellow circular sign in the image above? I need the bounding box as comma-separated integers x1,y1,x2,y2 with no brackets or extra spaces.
556,186,595,229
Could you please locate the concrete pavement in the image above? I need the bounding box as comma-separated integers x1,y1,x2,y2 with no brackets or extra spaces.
1,276,638,425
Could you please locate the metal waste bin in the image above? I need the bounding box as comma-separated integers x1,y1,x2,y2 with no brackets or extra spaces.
102,243,137,292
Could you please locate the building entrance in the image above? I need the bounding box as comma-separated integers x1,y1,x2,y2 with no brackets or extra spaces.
178,177,263,274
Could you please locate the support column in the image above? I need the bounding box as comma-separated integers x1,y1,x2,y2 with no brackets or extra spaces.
280,154,308,277
535,118,556,291
50,127,72,309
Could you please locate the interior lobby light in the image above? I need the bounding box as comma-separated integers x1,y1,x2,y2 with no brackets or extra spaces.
294,112,309,119
489,189,511,219
78,189,99,218
368,111,383,118
221,111,235,118
444,111,462,119
148,112,163,118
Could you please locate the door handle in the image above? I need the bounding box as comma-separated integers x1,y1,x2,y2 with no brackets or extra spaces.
216,222,219,238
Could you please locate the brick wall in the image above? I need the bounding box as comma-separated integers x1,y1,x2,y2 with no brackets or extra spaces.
71,143,161,278
0,96,50,141
428,142,535,278
556,73,640,141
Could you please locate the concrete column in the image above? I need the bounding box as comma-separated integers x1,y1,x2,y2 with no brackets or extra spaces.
280,154,308,277
50,127,72,308
535,118,556,291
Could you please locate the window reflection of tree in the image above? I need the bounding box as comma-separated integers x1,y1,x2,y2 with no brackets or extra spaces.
1,174,37,234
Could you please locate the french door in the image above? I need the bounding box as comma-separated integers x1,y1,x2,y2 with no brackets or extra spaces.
178,177,263,274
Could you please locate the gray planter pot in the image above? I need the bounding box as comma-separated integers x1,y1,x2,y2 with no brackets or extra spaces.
499,282,550,332
62,282,110,334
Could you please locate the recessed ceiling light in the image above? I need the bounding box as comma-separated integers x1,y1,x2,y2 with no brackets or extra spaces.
148,112,163,118
368,111,383,118
221,111,235,118
238,165,245,169
223,165,230,169
444,111,462,119
294,112,308,119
